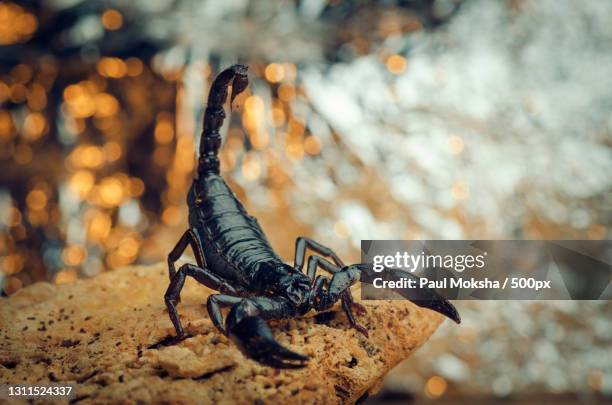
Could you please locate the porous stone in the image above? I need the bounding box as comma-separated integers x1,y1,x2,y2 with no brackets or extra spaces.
0,262,444,404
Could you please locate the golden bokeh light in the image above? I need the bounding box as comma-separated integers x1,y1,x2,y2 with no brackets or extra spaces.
101,9,123,31
448,135,465,154
1,254,24,275
103,141,123,162
386,54,407,74
62,245,87,266
11,64,33,83
27,83,47,110
288,117,305,137
22,112,46,140
9,83,27,103
83,146,105,168
68,170,95,200
0,3,38,45
98,177,125,207
285,141,304,161
244,95,265,114
117,235,140,259
27,208,49,226
242,153,261,181
424,375,448,398
128,178,145,197
126,57,144,76
55,268,77,284
94,93,119,117
3,206,21,227
0,110,15,141
282,63,297,82
270,106,285,127
26,189,48,210
64,116,86,135
97,57,127,78
63,83,96,118
162,205,181,226
304,136,322,155
155,118,174,144
278,83,295,102
264,63,285,83
160,67,182,82
69,145,106,169
87,211,112,242
250,131,270,150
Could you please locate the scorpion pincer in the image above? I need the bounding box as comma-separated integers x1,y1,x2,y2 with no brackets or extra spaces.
163,64,461,368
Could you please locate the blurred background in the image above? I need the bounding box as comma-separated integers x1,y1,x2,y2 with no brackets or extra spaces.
0,0,610,403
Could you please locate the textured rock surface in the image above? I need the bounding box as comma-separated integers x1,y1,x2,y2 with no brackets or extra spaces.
0,262,444,404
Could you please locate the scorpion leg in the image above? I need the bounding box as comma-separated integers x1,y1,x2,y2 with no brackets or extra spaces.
295,237,364,310
294,236,344,270
167,229,206,280
225,296,308,369
206,294,242,335
305,254,339,279
294,236,366,330
165,263,243,341
306,256,368,335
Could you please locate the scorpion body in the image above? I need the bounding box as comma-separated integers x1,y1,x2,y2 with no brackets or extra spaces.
164,65,460,368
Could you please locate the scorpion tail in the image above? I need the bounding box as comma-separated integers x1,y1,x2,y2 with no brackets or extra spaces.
355,263,461,324
198,64,249,175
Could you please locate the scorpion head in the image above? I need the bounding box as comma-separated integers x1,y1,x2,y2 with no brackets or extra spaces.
276,265,311,309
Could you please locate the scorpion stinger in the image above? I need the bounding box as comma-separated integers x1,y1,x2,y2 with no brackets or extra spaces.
197,64,248,176
162,65,461,369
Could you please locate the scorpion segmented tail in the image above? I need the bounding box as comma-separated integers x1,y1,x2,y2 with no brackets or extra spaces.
197,64,249,175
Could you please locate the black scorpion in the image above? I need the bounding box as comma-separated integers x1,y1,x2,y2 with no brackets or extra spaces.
164,65,461,368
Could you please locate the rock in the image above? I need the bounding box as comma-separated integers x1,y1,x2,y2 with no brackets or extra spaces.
0,262,444,404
